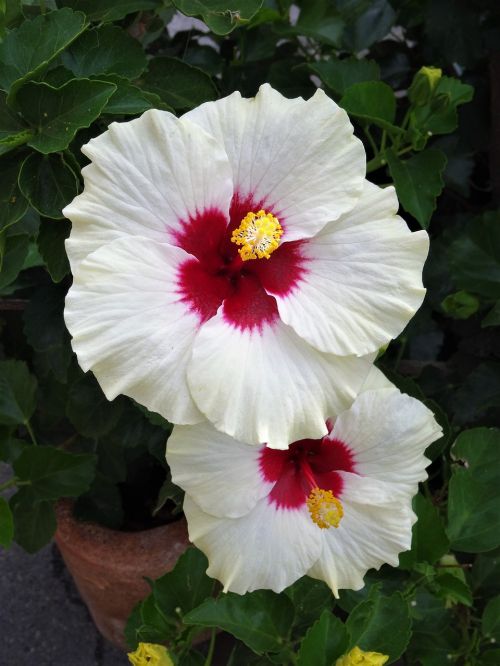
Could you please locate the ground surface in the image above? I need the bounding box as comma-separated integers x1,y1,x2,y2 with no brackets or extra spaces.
0,463,128,666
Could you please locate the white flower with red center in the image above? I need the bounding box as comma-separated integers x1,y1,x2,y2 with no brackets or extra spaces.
166,371,442,595
64,84,429,448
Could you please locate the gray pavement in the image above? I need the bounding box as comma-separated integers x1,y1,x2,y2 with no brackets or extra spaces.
0,463,128,666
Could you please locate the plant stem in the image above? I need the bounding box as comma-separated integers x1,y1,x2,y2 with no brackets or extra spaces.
0,477,18,492
25,420,38,446
204,628,217,666
366,152,387,173
363,126,379,158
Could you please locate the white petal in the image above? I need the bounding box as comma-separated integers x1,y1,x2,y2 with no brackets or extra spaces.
359,365,394,392
188,314,374,449
332,388,441,493
184,494,322,594
65,236,203,424
167,423,270,518
272,182,429,356
184,84,366,241
308,484,415,595
64,110,233,271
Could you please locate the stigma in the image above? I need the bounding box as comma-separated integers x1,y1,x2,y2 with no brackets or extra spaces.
307,487,344,529
231,209,283,261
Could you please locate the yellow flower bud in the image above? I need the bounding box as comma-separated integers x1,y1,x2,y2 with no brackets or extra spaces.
408,66,443,106
127,642,174,666
336,645,389,666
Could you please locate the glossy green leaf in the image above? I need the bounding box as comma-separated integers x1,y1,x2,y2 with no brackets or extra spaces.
285,2,344,46
96,75,169,116
309,57,379,96
340,81,396,130
66,373,124,438
0,8,87,99
10,488,56,553
62,25,147,79
0,151,28,232
13,445,96,501
297,611,349,666
412,76,474,136
340,0,396,52
18,152,79,219
0,359,37,426
17,78,116,154
0,496,14,548
59,0,159,23
399,494,449,569
172,0,263,35
143,57,217,110
0,90,31,155
447,428,500,552
285,577,333,632
386,148,447,228
152,547,213,619
37,218,71,283
346,592,412,662
448,212,500,299
185,590,295,654
482,595,500,641
434,572,472,606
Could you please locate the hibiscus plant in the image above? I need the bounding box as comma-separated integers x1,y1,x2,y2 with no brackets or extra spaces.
1,1,499,666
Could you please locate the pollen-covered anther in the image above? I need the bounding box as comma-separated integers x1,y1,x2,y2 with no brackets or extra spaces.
231,209,283,261
307,487,344,529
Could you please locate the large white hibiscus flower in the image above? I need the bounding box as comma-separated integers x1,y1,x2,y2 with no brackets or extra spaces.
64,84,429,448
166,370,442,595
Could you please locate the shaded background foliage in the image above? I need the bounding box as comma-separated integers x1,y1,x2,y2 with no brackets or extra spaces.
0,0,499,664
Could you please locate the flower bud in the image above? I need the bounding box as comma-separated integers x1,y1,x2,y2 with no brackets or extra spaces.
409,66,443,106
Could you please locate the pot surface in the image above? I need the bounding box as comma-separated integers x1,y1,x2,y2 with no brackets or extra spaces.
55,500,190,650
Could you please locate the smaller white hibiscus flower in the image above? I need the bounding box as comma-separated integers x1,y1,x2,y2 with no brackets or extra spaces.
166,370,442,595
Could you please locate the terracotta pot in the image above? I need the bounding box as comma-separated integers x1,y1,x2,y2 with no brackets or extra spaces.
55,500,190,650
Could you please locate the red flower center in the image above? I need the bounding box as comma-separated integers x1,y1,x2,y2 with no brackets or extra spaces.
259,430,356,509
173,193,307,331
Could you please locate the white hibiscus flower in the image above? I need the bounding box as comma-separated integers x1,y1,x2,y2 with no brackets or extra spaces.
64,84,429,448
166,370,442,595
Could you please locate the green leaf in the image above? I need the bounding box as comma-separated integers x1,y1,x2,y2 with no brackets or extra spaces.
0,233,30,291
10,488,56,553
441,290,480,319
59,0,160,23
185,589,295,655
62,25,147,79
412,76,474,136
23,284,73,382
18,152,79,219
447,428,500,552
339,0,396,51
0,90,31,156
143,57,217,110
0,436,26,463
0,359,37,426
434,572,472,607
346,592,412,662
66,373,124,438
18,78,116,154
482,595,500,641
399,494,449,569
0,496,14,548
297,611,349,666
13,445,96,500
483,301,500,328
285,576,333,632
287,2,344,46
74,472,124,529
448,212,500,299
340,81,396,130
100,75,168,116
0,8,87,100
37,218,71,283
309,57,380,96
152,547,213,619
172,0,263,35
386,148,447,229
0,151,28,232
